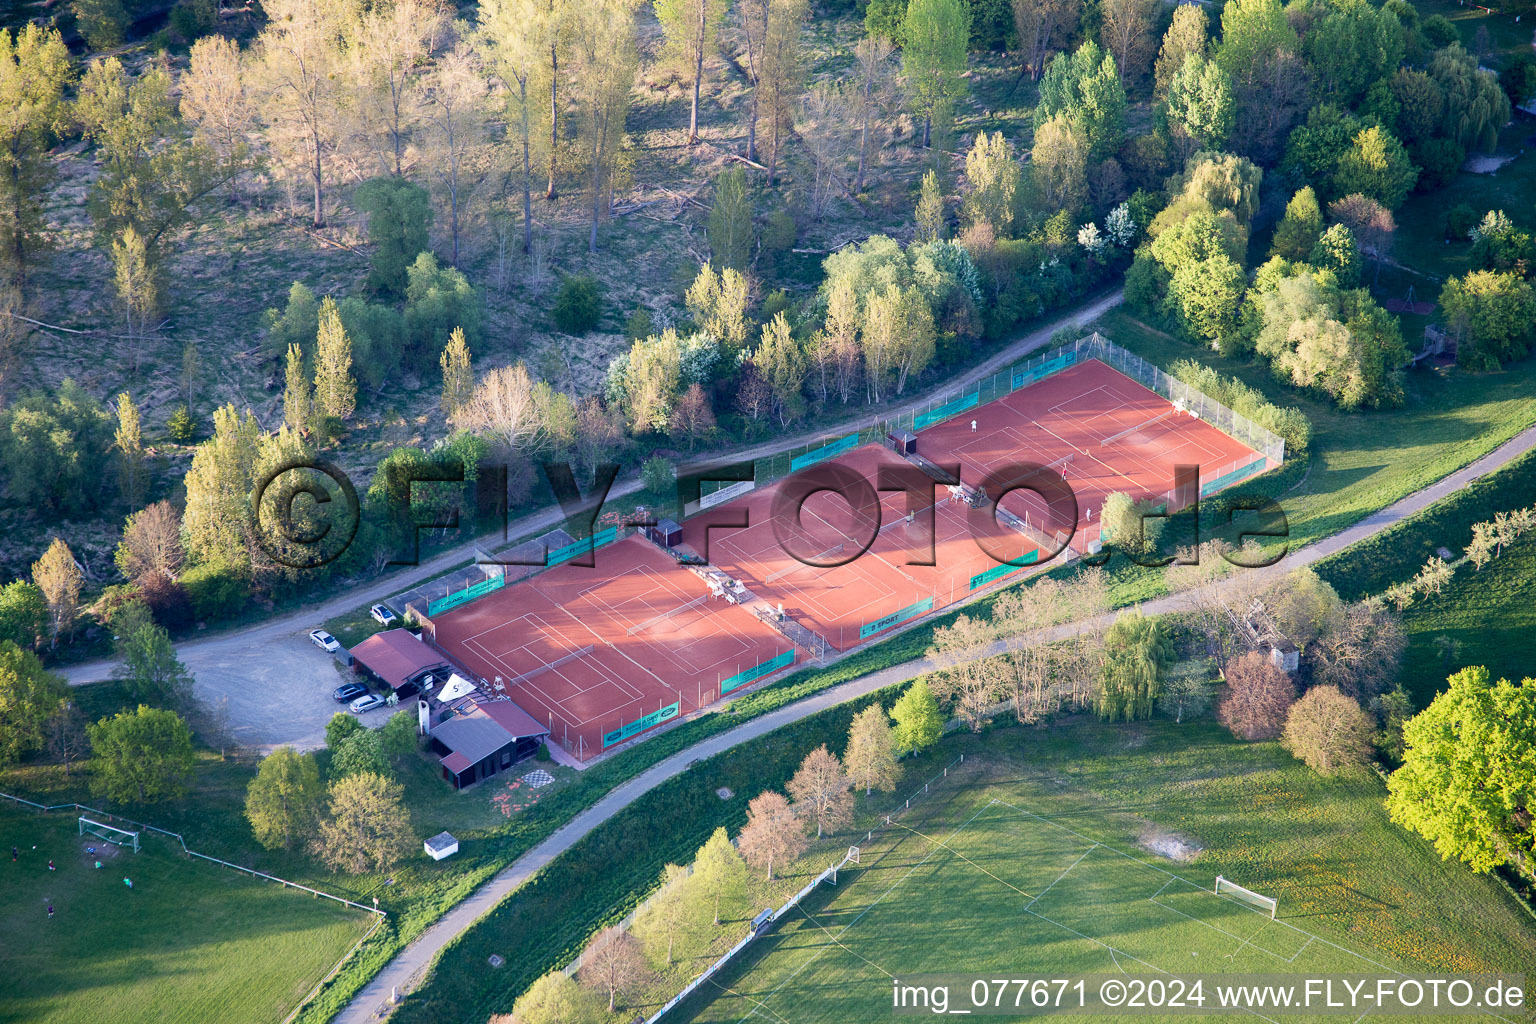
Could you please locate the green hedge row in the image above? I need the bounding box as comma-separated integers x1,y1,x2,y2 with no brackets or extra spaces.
1314,446,1536,602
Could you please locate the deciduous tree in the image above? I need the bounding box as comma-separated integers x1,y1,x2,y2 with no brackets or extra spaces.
0,641,66,765
510,970,600,1024
1097,611,1172,721
691,826,749,924
88,705,195,803
0,26,72,291
31,538,81,648
252,0,352,226
787,744,854,838
845,703,899,794
738,790,807,879
1099,0,1156,87
313,297,357,423
314,771,415,874
350,0,444,178
478,0,550,255
578,926,648,1012
1386,667,1536,874
1282,685,1372,774
961,132,1020,236
1153,4,1205,99
112,604,194,708
1216,652,1296,740
902,0,970,148
115,502,185,586
891,677,942,755
656,0,727,144
421,43,492,267
569,0,638,252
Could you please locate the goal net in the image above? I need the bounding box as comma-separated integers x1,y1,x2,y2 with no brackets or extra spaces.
1214,875,1276,919
79,816,140,853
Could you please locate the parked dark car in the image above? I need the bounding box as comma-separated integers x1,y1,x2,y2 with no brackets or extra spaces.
333,682,369,703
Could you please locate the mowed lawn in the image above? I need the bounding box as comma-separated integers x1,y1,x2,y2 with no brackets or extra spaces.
675,723,1536,1024
0,806,374,1024
1398,535,1536,704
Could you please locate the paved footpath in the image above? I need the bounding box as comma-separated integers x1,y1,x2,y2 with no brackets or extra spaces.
338,418,1536,1022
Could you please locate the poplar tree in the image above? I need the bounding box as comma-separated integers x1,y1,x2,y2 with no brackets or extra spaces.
655,0,727,144
569,0,638,252
440,327,473,416
284,343,313,433
0,26,72,292
901,0,970,148
313,297,357,422
113,392,145,508
478,0,550,254
915,169,945,242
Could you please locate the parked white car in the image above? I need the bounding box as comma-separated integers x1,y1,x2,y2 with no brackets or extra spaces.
370,604,398,626
349,693,386,714
309,629,341,653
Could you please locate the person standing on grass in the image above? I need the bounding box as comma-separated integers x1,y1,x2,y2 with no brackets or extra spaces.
47,860,53,871
123,877,132,889
47,905,54,919
11,846,16,862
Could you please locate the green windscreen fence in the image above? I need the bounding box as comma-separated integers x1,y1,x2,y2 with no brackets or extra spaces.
720,649,796,695
603,701,680,748
913,391,980,431
427,574,506,617
967,551,1039,591
859,597,934,640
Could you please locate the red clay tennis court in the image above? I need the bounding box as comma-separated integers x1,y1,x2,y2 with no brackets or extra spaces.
682,357,1270,652
916,358,1269,548
681,443,1039,651
428,535,791,758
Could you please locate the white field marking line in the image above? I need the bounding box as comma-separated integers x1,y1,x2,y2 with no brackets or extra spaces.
734,801,997,1024
1023,843,1099,910
1290,935,1314,962
792,902,894,979
993,799,1523,1024
884,818,1036,900
1225,915,1278,962
704,976,795,1024
1032,902,1284,1024
1146,895,1295,964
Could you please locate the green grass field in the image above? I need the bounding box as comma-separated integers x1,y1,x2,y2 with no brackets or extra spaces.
674,725,1536,1024
0,805,374,1024
1398,535,1536,703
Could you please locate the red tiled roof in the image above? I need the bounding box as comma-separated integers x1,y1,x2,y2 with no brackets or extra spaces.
441,751,473,774
351,629,446,690
478,699,550,740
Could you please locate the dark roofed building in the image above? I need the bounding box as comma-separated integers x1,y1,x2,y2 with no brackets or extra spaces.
351,629,449,697
428,700,550,789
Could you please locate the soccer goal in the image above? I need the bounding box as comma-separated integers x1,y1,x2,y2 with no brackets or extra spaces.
1214,875,1276,919
79,816,140,853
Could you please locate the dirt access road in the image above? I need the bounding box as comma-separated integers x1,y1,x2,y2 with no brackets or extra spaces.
61,291,1125,750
